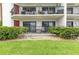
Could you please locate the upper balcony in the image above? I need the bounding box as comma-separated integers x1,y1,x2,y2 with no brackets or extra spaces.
11,3,64,20
20,8,64,15
12,7,64,17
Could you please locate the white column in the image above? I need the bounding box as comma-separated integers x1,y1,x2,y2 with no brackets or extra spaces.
2,3,13,27
63,3,67,27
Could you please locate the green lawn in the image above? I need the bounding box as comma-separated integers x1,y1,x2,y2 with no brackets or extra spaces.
0,40,79,55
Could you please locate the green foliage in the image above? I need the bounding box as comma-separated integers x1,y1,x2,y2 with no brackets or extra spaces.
0,26,28,40
0,20,2,26
48,27,79,39
48,27,64,36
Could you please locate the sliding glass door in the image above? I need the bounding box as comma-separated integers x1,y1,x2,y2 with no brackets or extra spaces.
23,21,36,32
42,21,55,32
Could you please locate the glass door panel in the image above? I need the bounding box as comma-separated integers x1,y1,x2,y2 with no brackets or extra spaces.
30,22,36,32
42,21,55,32
23,21,36,32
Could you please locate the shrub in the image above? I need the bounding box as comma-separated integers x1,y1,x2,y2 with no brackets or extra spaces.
0,26,28,40
60,28,77,39
48,27,79,39
0,20,2,26
48,27,64,36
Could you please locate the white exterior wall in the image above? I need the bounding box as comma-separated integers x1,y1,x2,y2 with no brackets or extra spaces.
20,20,23,26
73,20,79,27
73,7,79,14
2,3,13,26
57,16,66,27
36,21,42,27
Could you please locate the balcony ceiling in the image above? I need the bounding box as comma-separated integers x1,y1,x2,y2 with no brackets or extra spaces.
12,14,64,20
16,3,63,7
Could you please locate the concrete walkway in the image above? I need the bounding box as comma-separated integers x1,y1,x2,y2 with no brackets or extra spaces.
18,33,62,40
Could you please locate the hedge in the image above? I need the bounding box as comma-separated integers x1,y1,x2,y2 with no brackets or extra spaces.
0,26,28,40
48,27,79,39
48,27,64,36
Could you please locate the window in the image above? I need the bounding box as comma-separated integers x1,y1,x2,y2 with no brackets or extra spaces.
67,8,73,14
42,7,49,11
67,21,73,27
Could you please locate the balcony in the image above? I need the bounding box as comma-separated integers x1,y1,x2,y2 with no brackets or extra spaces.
11,7,64,20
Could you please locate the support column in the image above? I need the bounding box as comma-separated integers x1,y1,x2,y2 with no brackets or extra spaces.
64,3,67,27
2,3,13,27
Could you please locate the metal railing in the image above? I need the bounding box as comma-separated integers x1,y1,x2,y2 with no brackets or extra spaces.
20,10,64,15
67,11,79,14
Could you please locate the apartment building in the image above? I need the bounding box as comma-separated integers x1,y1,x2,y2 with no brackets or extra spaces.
2,3,65,32
1,3,79,32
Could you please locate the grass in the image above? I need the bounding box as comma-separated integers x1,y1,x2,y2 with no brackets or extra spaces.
0,39,79,55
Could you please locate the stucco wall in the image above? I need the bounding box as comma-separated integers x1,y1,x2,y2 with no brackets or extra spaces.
73,7,79,14
57,16,66,27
